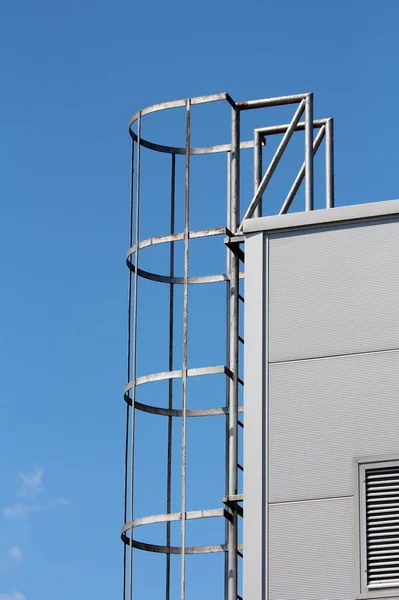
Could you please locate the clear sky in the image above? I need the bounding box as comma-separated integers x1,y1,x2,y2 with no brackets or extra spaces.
1,1,399,599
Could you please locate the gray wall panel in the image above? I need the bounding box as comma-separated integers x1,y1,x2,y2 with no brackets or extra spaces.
269,497,357,600
269,350,399,503
244,204,399,600
268,219,399,363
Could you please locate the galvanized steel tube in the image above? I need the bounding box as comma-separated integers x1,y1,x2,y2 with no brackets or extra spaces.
227,104,240,600
254,131,262,218
239,98,306,227
166,153,176,600
280,126,325,215
180,100,191,600
305,93,314,211
129,111,141,600
326,118,335,208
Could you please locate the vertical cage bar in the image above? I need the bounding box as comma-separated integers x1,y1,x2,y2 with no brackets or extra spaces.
123,135,135,600
224,150,231,600
254,131,262,218
227,104,240,600
325,118,335,208
166,153,176,600
123,397,129,600
129,112,141,600
305,93,314,211
181,100,191,600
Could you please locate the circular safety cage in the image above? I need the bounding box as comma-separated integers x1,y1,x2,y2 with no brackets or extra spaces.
122,92,335,600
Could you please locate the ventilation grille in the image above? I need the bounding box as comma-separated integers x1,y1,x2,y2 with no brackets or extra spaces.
366,466,399,589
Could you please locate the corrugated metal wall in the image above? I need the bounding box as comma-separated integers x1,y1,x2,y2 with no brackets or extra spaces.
266,218,399,600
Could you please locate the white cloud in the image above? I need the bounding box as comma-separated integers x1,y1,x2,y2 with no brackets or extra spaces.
2,505,29,518
55,498,70,507
0,593,25,600
18,467,44,498
1,467,69,520
8,547,23,562
2,498,69,519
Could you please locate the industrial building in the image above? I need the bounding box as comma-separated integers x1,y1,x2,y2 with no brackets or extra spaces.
122,92,399,600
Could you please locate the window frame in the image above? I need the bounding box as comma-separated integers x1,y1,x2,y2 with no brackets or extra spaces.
356,454,399,600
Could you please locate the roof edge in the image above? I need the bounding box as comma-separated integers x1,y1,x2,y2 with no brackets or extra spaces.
243,199,399,235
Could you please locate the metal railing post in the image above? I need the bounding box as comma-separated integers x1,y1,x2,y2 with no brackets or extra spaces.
305,93,314,211
326,118,335,208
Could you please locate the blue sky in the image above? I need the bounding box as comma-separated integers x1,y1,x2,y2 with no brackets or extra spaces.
1,0,399,599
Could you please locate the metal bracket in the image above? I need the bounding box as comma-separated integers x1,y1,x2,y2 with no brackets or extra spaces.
222,494,244,518
224,233,245,263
